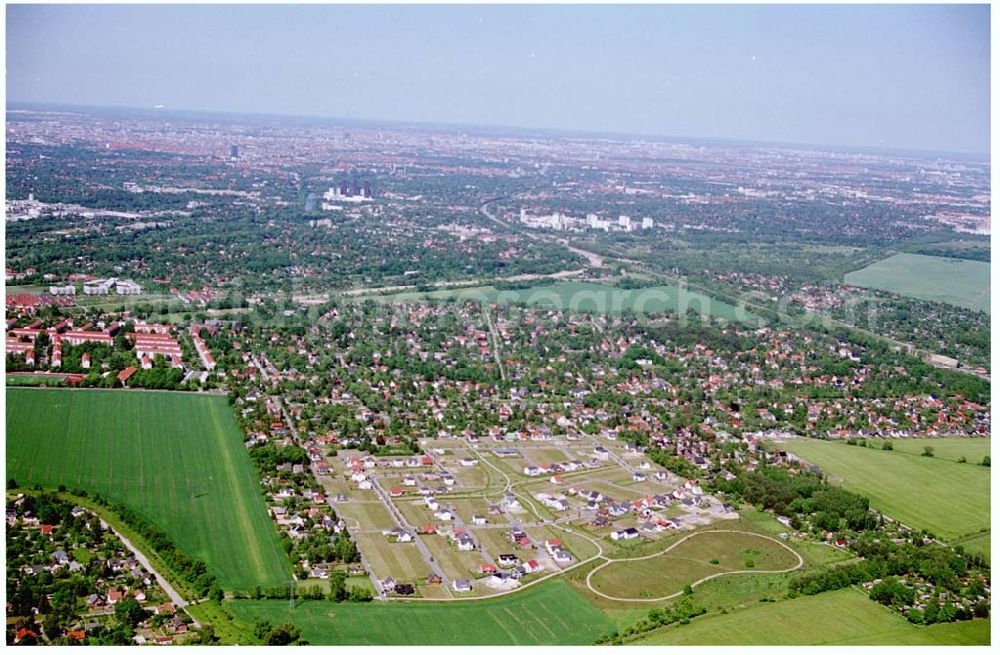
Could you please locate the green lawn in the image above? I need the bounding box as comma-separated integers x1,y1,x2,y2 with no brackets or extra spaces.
589,531,800,599
782,438,990,541
6,374,68,387
844,253,990,313
635,588,989,645
227,579,615,645
6,388,290,591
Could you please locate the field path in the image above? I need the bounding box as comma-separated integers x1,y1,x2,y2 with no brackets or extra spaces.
584,529,803,603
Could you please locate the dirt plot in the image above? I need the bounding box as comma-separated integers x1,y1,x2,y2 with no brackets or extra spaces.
318,476,356,498
415,581,454,599
485,453,532,477
447,497,493,520
422,534,487,579
395,499,439,528
523,447,574,466
578,481,637,502
451,465,490,490
336,502,398,531
354,533,431,582
530,525,600,561
472,527,523,558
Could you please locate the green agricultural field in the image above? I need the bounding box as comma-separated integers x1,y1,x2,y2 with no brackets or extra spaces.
588,531,800,600
844,253,990,313
636,588,989,645
227,579,615,645
782,438,990,541
6,388,290,591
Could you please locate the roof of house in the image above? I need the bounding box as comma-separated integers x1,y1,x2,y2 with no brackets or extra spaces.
117,366,137,382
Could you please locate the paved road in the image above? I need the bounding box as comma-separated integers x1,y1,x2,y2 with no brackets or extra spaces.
99,519,201,628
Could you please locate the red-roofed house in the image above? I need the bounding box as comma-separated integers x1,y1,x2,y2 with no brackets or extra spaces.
15,628,37,643
117,366,137,386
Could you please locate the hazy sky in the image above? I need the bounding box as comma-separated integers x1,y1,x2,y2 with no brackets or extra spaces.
6,4,991,153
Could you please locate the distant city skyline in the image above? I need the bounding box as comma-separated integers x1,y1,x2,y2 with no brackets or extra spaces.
6,4,991,155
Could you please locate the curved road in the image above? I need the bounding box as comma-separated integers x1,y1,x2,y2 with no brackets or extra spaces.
585,529,803,603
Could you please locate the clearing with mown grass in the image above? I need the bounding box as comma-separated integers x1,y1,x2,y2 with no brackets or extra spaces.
844,253,990,313
636,588,989,645
882,437,991,463
378,281,751,320
781,437,990,541
588,531,801,600
227,579,615,645
6,388,290,591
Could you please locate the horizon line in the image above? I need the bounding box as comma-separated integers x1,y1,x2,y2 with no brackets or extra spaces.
6,99,991,161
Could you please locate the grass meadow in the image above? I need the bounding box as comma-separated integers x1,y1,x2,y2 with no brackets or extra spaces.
844,253,990,313
377,281,753,321
6,387,290,591
782,437,990,541
588,531,801,599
